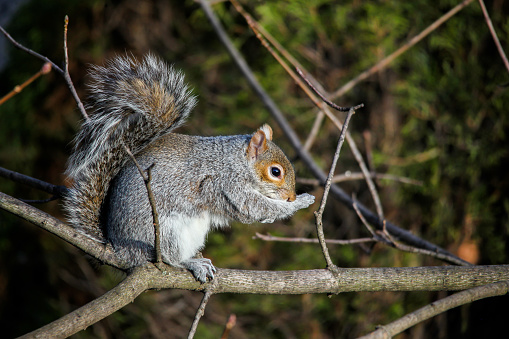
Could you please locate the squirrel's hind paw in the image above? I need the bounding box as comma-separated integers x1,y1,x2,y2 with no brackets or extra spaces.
182,258,217,283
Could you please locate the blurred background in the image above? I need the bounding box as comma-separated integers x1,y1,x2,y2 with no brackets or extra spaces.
0,0,508,338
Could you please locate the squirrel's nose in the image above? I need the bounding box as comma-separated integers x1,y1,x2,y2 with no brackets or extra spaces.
286,191,296,202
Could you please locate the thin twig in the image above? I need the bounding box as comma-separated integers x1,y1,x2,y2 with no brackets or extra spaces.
123,145,162,265
354,201,471,265
0,62,52,106
315,107,357,268
0,166,69,197
363,130,376,174
0,20,89,121
379,221,465,264
61,16,89,121
64,16,70,75
0,25,63,74
478,0,509,74
331,0,476,99
358,280,509,339
303,110,325,152
220,314,237,339
297,172,423,186
188,290,213,339
297,68,363,112
20,196,60,204
295,67,386,221
352,200,384,242
253,232,375,245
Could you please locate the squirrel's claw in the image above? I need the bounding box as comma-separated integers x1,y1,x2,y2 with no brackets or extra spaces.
182,258,217,283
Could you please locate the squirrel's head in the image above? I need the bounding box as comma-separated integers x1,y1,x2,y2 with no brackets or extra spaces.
247,124,297,202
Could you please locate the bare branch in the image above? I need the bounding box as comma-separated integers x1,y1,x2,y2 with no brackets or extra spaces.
63,15,70,75
358,280,509,339
253,232,375,245
296,67,363,112
0,166,69,197
19,266,150,338
0,192,125,269
297,172,423,186
331,0,476,99
15,263,509,337
0,62,52,105
352,199,384,242
0,20,89,121
303,110,325,152
295,68,384,220
0,25,63,74
123,145,162,265
478,0,509,74
220,314,237,339
188,290,213,339
315,107,357,268
61,16,89,121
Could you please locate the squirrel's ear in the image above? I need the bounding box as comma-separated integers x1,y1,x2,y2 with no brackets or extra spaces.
259,124,273,141
247,124,272,161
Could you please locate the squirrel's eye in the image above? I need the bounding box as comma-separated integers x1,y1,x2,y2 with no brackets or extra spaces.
270,166,282,178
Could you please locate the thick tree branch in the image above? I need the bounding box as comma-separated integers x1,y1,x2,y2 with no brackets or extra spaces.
18,263,509,338
0,192,125,270
19,266,150,339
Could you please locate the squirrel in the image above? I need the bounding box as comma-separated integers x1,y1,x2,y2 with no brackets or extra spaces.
63,54,315,283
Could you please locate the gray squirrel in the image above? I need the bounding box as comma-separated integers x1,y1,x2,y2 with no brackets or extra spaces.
63,54,315,282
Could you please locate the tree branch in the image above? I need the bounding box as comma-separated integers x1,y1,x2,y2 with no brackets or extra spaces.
188,290,213,339
0,166,69,197
297,172,423,186
315,107,357,268
17,262,509,338
122,145,163,265
253,232,375,245
0,192,125,270
330,0,476,99
0,62,52,105
477,0,509,74
0,21,89,121
358,280,509,339
19,265,150,338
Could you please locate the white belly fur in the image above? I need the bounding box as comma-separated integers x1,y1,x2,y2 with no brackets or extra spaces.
160,211,229,262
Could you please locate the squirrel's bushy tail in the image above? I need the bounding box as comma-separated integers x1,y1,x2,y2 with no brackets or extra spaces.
64,54,196,240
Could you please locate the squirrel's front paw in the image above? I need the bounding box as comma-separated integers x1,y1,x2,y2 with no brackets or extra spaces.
182,258,217,283
294,193,315,209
